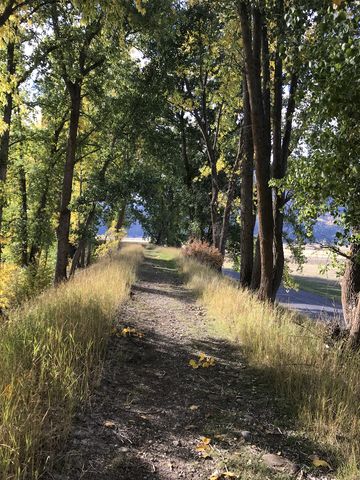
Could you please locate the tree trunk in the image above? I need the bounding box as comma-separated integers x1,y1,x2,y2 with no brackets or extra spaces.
341,243,360,348
115,204,126,232
219,150,241,256
238,3,273,300
69,206,95,277
218,186,235,256
29,181,49,264
0,41,15,261
29,114,67,264
54,82,81,283
18,164,28,266
80,243,86,268
179,110,196,224
85,244,92,267
250,235,261,290
240,75,255,287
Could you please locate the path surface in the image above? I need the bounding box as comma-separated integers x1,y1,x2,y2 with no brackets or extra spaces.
223,268,343,323
51,253,332,479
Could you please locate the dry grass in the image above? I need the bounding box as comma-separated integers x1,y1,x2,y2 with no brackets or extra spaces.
180,255,360,479
0,245,143,480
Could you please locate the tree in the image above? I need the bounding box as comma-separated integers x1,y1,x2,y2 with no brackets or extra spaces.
50,3,106,283
236,0,319,300
286,0,360,345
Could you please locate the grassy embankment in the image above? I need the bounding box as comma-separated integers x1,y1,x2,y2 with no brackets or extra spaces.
0,245,142,480
176,251,359,479
287,246,342,302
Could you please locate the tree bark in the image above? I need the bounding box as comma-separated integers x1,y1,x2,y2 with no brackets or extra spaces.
240,75,255,287
238,3,274,300
251,235,261,290
219,134,242,256
341,243,360,348
0,41,15,261
54,82,81,283
29,115,67,264
272,71,297,299
115,204,126,232
179,110,193,190
18,164,28,266
184,77,222,251
69,206,95,277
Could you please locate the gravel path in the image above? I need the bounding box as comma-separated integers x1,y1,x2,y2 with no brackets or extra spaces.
48,252,333,480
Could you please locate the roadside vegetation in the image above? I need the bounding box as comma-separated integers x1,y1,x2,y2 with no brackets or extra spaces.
0,0,359,478
179,250,360,479
0,245,142,480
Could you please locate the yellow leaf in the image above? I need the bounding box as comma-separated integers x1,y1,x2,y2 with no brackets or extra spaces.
2,383,13,399
209,475,220,480
104,420,116,428
311,456,331,469
223,473,237,478
198,352,207,361
202,361,210,368
189,359,199,369
200,436,211,445
196,444,208,452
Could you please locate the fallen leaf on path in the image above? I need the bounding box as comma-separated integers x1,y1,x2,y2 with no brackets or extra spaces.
199,352,207,361
189,353,216,369
200,436,211,444
120,326,144,338
195,436,212,458
209,472,237,480
104,420,116,428
310,455,331,469
189,405,199,411
189,359,199,369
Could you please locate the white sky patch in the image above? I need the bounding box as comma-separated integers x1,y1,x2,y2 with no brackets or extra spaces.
129,47,150,69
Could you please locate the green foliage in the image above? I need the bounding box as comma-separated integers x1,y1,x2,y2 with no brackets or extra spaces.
286,0,360,245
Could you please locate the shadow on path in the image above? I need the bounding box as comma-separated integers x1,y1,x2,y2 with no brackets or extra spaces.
48,253,335,480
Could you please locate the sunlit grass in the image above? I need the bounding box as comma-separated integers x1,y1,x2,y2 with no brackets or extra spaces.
294,275,341,303
0,245,143,480
179,255,360,479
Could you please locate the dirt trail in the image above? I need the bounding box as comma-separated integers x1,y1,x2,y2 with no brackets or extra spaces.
51,251,331,480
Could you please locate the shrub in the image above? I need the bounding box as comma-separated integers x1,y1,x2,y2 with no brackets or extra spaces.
0,262,53,313
0,263,19,310
182,239,224,270
94,227,126,258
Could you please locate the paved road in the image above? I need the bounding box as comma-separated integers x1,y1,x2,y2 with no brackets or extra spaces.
223,268,343,323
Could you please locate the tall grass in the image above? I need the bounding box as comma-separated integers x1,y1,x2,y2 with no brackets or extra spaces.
0,245,142,479
181,256,360,479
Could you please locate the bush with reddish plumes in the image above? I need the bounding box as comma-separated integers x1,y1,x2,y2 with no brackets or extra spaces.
182,240,224,270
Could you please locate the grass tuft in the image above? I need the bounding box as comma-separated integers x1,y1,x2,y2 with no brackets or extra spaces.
0,245,143,479
180,256,360,479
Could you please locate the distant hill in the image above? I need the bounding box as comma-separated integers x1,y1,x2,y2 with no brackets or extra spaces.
105,215,340,244
312,215,340,243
